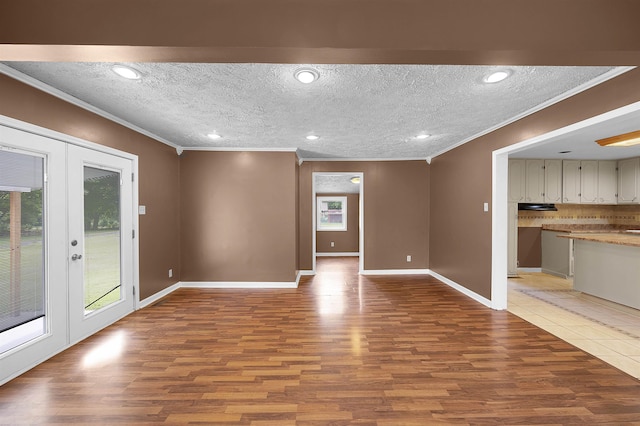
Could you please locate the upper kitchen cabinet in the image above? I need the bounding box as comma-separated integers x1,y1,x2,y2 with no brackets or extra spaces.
597,161,618,204
544,160,563,203
508,159,526,203
618,157,640,204
509,159,557,203
563,160,618,204
524,159,545,203
562,160,581,203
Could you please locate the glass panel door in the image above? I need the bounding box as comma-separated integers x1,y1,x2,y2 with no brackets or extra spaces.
68,145,133,343
0,151,45,353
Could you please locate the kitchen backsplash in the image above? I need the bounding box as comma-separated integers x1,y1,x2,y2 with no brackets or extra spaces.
518,204,640,228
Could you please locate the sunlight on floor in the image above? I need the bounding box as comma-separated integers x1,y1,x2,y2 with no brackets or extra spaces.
508,272,640,379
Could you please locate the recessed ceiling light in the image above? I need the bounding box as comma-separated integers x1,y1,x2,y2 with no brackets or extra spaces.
207,133,222,140
596,130,640,147
112,65,141,80
416,134,430,140
350,177,361,184
294,68,319,84
306,135,319,140
484,70,511,84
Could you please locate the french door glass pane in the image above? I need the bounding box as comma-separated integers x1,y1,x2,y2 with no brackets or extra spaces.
0,150,45,353
83,167,121,314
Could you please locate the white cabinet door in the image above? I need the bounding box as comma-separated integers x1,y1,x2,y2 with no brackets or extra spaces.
525,159,545,202
618,158,639,204
562,160,581,203
597,160,618,204
579,160,598,204
544,160,563,203
508,159,526,203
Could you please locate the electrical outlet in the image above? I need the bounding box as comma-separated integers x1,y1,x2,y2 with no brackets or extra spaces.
168,269,173,278
330,241,335,247
406,255,412,262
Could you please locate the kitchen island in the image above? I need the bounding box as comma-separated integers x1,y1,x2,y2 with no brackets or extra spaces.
559,230,640,310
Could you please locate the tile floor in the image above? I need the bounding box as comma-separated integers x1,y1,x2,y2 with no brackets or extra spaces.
508,272,640,379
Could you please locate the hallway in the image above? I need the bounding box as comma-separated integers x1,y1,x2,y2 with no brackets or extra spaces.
1,258,639,424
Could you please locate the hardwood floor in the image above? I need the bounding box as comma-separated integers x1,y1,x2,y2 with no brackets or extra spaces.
2,257,640,424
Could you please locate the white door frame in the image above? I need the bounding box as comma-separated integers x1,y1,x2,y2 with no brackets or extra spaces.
312,172,364,274
491,100,640,310
0,114,139,384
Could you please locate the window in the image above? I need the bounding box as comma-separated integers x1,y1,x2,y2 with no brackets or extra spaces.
317,196,347,231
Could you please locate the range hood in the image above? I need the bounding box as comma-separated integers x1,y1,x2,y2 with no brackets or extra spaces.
518,203,558,211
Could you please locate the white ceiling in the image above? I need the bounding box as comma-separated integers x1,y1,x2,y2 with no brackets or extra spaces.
0,62,628,161
315,175,361,194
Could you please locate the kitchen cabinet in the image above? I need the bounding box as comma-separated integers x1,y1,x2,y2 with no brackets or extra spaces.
579,160,598,204
562,160,581,203
544,160,563,203
508,159,526,203
597,160,618,204
563,160,618,204
541,230,573,278
507,202,518,277
618,157,640,204
524,159,545,203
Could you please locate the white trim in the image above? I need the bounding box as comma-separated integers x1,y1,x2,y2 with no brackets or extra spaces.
180,281,299,289
428,270,493,309
491,99,640,313
431,66,635,159
138,282,181,309
312,172,364,273
316,252,359,257
303,157,427,162
0,64,180,151
518,267,542,273
295,271,302,287
181,146,298,152
298,270,316,276
360,269,430,275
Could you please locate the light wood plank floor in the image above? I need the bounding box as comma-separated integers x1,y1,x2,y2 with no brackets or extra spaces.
2,257,640,424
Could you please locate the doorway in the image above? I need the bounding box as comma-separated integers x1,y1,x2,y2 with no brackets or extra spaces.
312,172,364,274
0,119,138,384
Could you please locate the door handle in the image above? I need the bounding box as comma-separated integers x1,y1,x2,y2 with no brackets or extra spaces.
71,254,83,261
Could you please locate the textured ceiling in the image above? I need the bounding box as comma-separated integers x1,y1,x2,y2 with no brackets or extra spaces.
315,175,361,194
0,62,619,160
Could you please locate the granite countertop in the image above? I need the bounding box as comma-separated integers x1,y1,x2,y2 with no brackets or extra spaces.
557,230,640,247
541,224,639,233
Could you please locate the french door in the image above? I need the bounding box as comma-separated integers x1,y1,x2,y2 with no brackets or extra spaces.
67,145,134,343
0,121,136,384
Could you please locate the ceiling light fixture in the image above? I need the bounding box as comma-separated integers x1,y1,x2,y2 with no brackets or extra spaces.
596,130,640,147
416,134,430,140
350,177,361,184
306,135,319,140
483,70,511,84
207,133,222,140
294,68,319,84
112,65,141,80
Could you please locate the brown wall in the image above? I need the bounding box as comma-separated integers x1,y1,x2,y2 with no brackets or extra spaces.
0,75,181,300
300,161,429,271
430,68,640,300
518,227,541,268
316,193,359,253
180,151,298,282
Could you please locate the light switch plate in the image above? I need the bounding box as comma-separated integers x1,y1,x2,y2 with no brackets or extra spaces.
483,202,489,212
138,205,146,215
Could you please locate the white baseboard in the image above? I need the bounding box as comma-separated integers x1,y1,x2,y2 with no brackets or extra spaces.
428,270,493,309
519,267,542,273
316,252,360,257
138,282,180,309
360,269,430,275
299,270,316,276
180,280,299,289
